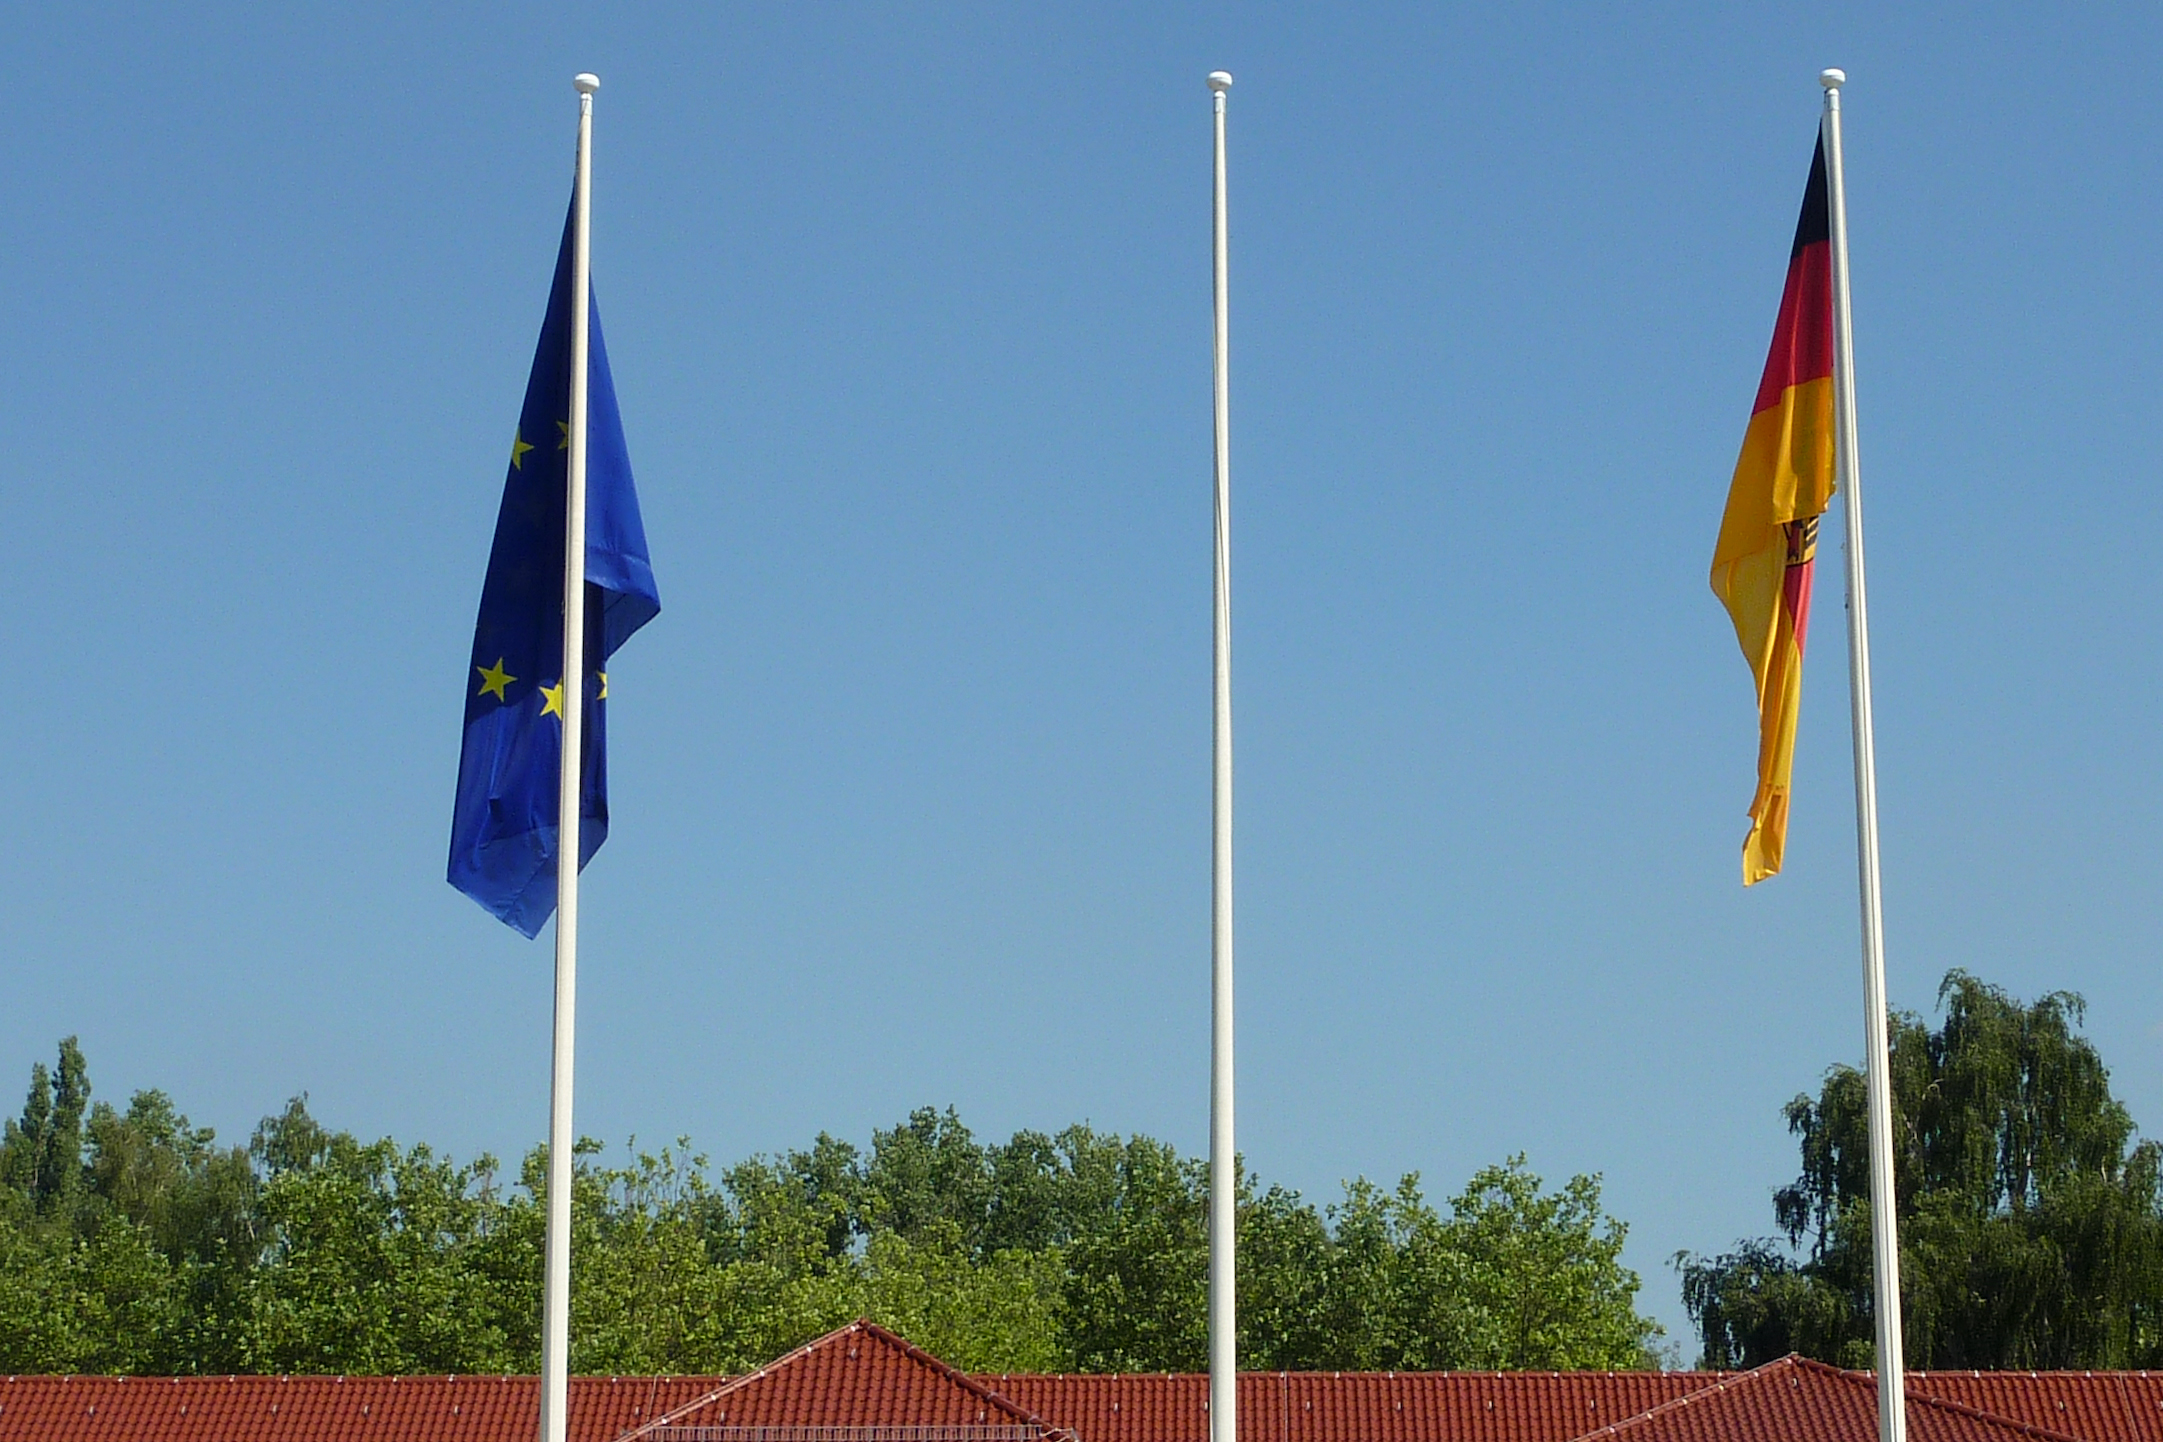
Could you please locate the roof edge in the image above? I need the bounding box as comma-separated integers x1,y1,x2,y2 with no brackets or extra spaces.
615,1321,1071,1442
851,1320,1072,1440
1829,1364,2096,1442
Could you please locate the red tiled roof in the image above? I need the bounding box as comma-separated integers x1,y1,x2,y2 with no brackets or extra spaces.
9,1330,2163,1442
0,1372,727,1442
1912,1373,2163,1442
980,1370,1715,1442
638,1322,1062,1438
1578,1356,2091,1442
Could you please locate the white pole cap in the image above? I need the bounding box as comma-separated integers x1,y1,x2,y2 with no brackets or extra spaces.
1207,71,1233,92
574,73,601,95
1819,68,1846,89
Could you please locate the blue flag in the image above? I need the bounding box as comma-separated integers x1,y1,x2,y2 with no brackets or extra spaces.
449,200,660,937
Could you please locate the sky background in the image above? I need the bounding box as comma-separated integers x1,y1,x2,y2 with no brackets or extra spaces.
5,2,2159,1355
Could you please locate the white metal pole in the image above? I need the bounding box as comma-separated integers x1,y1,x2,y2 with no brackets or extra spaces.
1820,67,1906,1442
1205,67,1237,1442
539,69,600,1442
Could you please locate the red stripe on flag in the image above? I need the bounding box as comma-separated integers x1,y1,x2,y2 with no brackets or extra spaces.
1784,553,1816,656
1751,239,1834,414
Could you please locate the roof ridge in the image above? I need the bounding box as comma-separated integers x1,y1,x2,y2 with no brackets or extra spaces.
1867,1375,2096,1442
613,1383,736,1441
1569,1353,2104,1442
1911,1373,2163,1381
849,1320,1070,1437
1569,1352,1812,1440
966,1370,1735,1383
625,1321,1070,1441
1822,1362,2093,1442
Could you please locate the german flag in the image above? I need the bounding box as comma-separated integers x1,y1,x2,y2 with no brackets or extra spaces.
1712,138,1835,885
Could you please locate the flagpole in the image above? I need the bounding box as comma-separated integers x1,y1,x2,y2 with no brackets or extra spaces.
540,69,600,1442
1821,67,1906,1442
1205,67,1237,1442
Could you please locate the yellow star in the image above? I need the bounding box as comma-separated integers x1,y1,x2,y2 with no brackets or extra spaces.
596,672,608,700
539,680,567,718
557,419,571,450
509,429,534,470
474,657,516,703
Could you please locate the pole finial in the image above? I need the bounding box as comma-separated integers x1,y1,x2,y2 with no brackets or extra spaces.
1207,71,1233,93
574,72,601,95
1819,68,1846,90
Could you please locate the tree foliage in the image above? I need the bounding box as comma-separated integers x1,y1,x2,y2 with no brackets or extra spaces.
0,1048,1660,1375
1679,971,2163,1369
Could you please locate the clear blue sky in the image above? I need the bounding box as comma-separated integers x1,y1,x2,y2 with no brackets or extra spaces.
6,2,2159,1353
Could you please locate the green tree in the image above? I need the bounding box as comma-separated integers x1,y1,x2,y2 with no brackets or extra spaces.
1441,1159,1657,1368
719,1132,863,1265
1680,970,2163,1369
860,1107,995,1250
0,1037,1665,1377
1058,1136,1209,1370
0,1210,180,1373
562,1135,1070,1375
0,1038,90,1218
851,1225,1067,1371
1238,1178,1342,1366
237,1098,520,1373
564,1135,852,1375
83,1089,260,1370
1240,1163,1660,1371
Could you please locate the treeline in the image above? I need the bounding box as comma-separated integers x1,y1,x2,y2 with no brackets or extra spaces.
1681,971,2163,1369
19,969,2141,1378
0,1047,1661,1375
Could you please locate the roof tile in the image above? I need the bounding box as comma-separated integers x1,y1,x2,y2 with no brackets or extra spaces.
1576,1356,2092,1442
6,1338,2161,1442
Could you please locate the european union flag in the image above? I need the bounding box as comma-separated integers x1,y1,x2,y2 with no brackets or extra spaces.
449,199,659,937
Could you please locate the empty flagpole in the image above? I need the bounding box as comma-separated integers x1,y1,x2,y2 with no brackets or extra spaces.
1821,68,1906,1442
1205,67,1237,1442
539,70,600,1442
